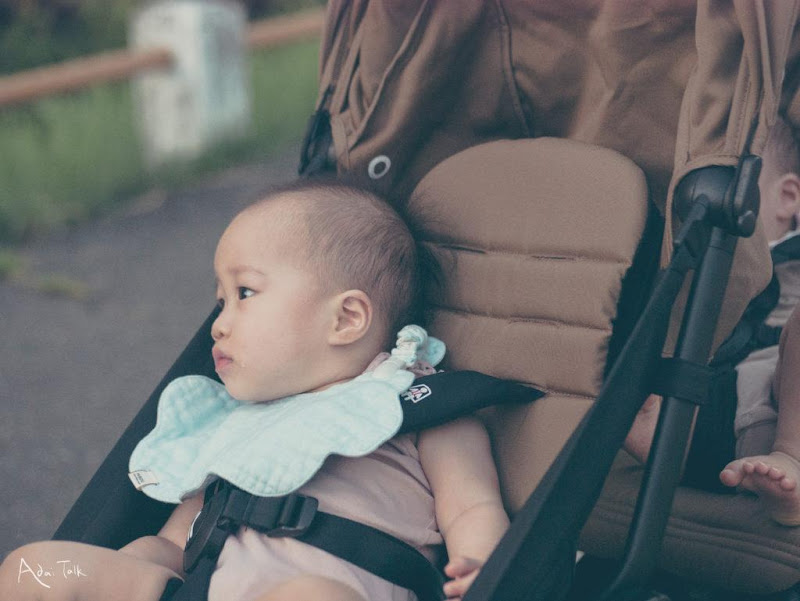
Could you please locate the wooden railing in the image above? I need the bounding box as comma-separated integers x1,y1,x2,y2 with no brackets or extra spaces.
0,8,324,109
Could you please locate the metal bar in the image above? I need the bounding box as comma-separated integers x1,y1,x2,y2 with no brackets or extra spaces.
0,8,325,109
246,9,325,50
597,226,738,601
0,47,173,108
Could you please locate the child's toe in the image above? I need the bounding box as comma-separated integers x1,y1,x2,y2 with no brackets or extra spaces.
768,466,786,480
720,467,742,487
754,461,772,475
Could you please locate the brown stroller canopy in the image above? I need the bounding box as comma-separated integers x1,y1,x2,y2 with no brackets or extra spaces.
316,0,800,347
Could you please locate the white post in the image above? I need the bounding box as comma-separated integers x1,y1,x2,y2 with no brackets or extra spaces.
130,0,251,168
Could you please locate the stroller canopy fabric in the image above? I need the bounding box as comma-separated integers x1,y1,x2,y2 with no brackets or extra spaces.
315,0,800,348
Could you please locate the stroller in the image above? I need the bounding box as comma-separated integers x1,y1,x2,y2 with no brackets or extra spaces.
52,1,800,600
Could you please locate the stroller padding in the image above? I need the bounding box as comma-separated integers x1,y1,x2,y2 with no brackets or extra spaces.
407,137,800,596
407,137,649,509
582,453,800,594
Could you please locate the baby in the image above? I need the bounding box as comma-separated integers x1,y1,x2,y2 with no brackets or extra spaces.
625,116,800,525
0,181,509,601
718,116,800,524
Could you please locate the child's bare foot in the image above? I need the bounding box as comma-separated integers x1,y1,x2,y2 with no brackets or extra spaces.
624,395,661,463
720,451,800,526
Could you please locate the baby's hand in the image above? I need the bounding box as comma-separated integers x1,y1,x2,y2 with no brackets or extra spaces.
443,556,483,600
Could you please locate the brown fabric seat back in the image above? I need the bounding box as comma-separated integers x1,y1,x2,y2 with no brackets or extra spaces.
407,138,649,508
408,138,800,595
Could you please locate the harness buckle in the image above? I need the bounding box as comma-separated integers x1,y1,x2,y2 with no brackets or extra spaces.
265,493,319,538
183,484,321,573
183,482,235,574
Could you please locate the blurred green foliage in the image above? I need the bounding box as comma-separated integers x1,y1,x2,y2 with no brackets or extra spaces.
0,1,323,244
0,0,324,74
0,39,320,243
0,1,136,74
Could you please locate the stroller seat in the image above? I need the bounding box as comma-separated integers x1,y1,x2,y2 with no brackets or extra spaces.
407,137,800,597
583,454,800,594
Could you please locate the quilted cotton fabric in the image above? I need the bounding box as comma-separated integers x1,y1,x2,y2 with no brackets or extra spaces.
129,369,415,503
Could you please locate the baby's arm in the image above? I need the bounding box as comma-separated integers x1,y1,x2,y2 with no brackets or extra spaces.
119,492,204,578
418,417,509,600
0,495,203,601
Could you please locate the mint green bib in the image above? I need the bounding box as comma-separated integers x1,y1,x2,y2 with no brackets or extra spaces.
128,369,414,503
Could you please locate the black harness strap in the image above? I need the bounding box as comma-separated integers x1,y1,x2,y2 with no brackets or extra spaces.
166,371,545,601
771,231,800,265
159,578,183,601
710,235,800,369
173,481,445,601
651,357,712,406
399,370,545,433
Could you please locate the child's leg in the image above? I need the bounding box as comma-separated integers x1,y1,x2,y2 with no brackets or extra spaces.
0,540,180,601
252,575,366,601
623,394,661,463
720,305,800,525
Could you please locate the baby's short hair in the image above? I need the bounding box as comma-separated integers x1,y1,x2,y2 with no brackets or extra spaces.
258,179,424,339
765,114,800,177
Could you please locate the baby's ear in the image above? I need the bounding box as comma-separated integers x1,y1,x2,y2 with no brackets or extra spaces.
329,290,373,346
776,172,800,217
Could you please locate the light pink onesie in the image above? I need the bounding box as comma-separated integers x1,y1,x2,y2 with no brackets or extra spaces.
208,433,444,601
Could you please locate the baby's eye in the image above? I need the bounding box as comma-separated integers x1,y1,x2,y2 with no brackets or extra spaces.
216,297,225,310
238,287,255,300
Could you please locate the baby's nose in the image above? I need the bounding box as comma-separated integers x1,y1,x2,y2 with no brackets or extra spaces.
211,314,229,340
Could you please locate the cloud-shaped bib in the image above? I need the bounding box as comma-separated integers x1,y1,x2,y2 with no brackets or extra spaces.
129,369,413,503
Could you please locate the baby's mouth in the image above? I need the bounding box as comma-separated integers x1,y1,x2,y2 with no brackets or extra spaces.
212,347,233,373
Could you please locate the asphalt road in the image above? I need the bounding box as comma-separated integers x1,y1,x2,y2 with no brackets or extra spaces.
0,148,299,559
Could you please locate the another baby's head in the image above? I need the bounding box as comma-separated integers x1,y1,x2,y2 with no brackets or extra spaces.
760,115,800,242
212,180,421,402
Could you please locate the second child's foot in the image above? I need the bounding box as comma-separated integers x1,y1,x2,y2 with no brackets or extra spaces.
720,451,800,526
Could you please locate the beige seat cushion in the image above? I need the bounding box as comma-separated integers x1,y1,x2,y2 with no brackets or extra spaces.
408,137,800,595
407,137,648,508
582,454,800,594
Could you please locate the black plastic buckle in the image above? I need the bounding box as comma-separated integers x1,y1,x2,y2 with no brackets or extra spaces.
183,483,235,574
183,485,320,573
264,493,319,538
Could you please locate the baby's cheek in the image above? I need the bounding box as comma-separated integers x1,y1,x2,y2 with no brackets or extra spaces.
223,376,256,403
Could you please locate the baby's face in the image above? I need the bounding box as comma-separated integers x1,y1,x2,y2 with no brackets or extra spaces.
211,203,333,402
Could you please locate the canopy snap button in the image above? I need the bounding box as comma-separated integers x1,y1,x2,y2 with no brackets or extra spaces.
367,155,391,180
